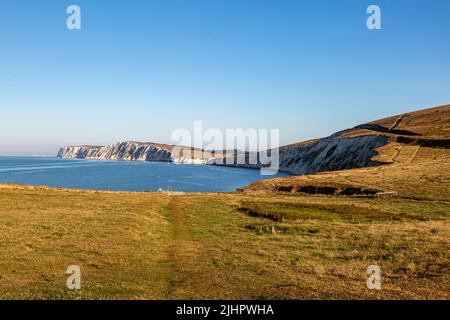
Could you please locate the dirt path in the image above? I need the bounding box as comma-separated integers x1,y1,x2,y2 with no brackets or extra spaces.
391,146,402,163
389,113,408,130
389,113,408,131
390,142,421,165
407,145,421,164
158,195,203,299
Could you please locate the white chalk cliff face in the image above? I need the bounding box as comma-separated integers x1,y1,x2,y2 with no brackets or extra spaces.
57,142,210,164
58,142,169,161
211,135,388,175
277,135,388,175
58,133,389,176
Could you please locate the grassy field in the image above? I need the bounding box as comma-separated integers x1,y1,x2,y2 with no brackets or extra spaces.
0,185,448,299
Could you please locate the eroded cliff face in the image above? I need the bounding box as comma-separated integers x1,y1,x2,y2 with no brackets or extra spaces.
58,142,172,162
210,135,389,175
57,142,209,164
277,135,388,175
58,135,389,175
56,105,450,177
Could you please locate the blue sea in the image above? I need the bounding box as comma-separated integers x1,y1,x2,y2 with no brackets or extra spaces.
0,157,288,192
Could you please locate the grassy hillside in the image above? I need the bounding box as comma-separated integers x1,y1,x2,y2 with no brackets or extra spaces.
337,104,450,139
0,185,448,299
245,105,450,200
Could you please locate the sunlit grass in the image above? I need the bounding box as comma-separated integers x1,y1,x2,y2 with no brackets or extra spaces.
0,185,448,299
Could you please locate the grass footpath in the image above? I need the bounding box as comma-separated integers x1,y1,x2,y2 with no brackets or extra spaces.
0,185,449,299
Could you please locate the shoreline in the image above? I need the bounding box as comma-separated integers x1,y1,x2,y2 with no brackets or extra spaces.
0,182,236,195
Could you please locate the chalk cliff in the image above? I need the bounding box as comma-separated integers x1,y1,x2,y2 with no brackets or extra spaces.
58,134,389,175
211,134,388,175
57,142,215,164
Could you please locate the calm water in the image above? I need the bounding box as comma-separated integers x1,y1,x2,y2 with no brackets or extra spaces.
0,157,288,192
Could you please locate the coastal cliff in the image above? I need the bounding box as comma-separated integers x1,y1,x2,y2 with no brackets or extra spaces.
212,134,388,175
58,134,390,175
57,141,214,164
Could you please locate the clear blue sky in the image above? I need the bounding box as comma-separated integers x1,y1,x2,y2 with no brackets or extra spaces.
1,0,449,155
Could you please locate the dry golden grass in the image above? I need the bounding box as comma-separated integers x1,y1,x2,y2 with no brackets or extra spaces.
246,105,450,202
0,187,171,299
0,185,448,299
368,104,450,138
246,144,450,200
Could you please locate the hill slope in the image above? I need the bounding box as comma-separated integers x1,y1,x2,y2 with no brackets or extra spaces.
57,104,450,197
244,104,450,199
215,105,450,175
58,141,222,164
